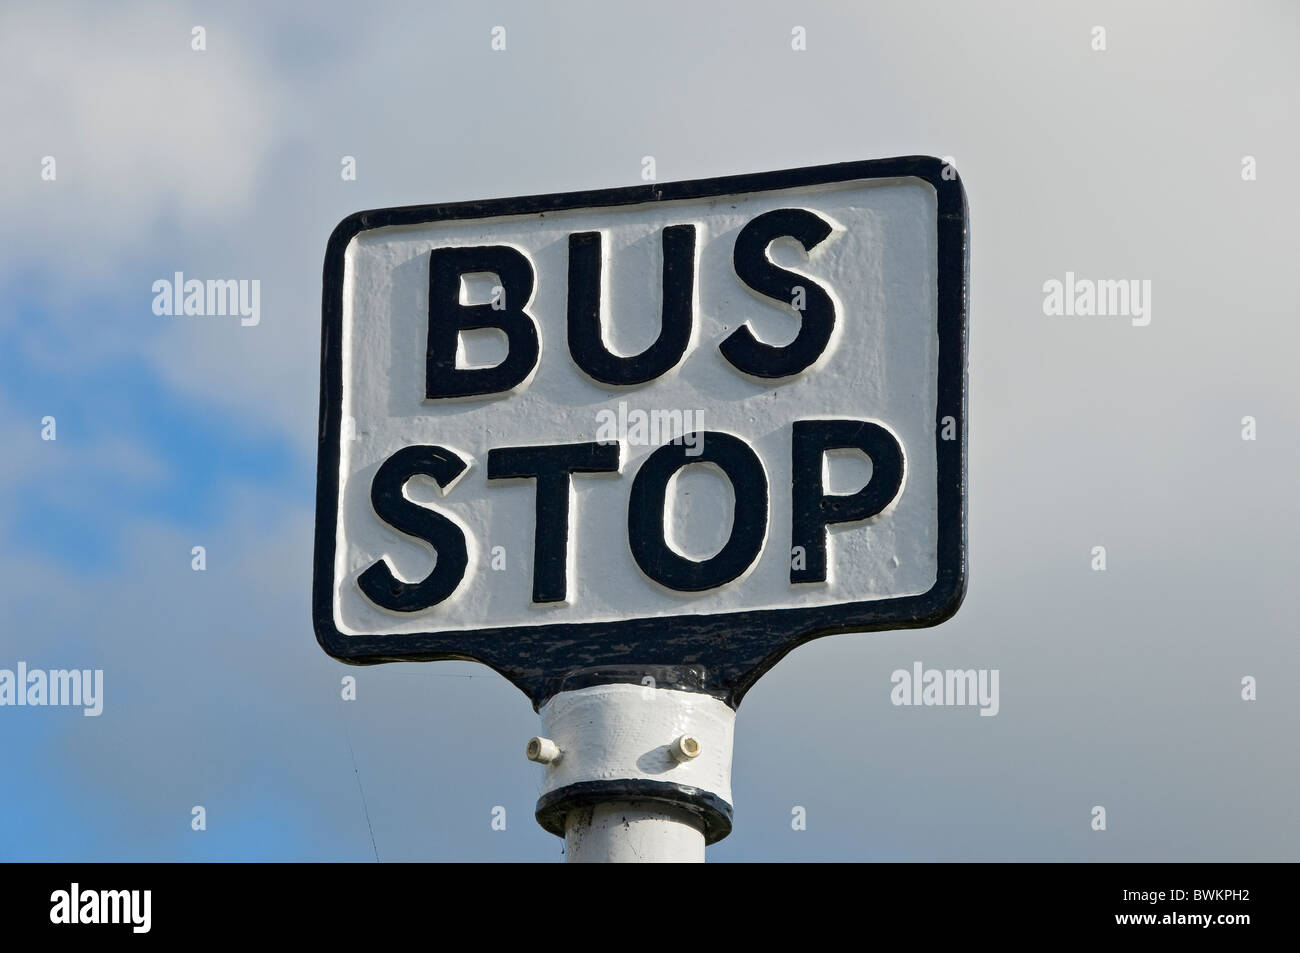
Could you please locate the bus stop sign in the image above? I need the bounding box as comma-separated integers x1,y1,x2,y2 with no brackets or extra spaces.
313,156,968,709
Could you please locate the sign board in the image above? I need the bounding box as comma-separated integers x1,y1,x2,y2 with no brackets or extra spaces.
313,156,968,708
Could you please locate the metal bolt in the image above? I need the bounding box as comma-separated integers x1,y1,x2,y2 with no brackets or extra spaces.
526,736,562,764
669,734,701,762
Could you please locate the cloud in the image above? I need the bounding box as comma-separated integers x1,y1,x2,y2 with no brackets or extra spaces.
0,4,283,279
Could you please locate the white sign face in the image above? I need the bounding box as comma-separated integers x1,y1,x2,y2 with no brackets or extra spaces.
313,158,967,706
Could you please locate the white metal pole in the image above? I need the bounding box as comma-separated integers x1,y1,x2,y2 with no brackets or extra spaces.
527,682,736,863
564,802,705,863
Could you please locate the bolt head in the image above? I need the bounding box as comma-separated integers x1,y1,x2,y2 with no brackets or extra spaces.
671,734,701,762
526,736,561,764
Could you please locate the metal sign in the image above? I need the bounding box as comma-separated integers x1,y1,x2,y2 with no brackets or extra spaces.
313,156,968,708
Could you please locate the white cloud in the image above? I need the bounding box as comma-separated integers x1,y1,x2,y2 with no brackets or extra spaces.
0,4,283,281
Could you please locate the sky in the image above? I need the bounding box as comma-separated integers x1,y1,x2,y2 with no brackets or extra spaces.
1,0,1297,861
